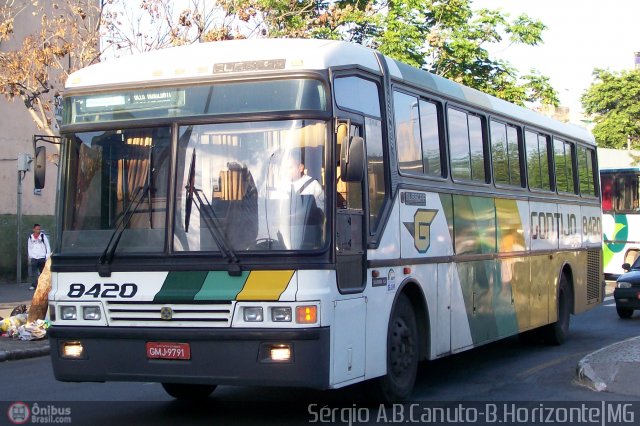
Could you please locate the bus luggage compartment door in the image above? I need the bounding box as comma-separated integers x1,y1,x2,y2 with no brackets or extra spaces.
332,297,366,384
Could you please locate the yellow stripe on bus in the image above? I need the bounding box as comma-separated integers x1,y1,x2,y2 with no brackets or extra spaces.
236,270,295,301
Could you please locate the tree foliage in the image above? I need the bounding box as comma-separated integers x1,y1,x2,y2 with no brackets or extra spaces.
0,0,101,135
581,69,640,149
102,0,558,107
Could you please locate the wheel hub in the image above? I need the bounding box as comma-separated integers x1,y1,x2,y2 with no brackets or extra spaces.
390,318,415,376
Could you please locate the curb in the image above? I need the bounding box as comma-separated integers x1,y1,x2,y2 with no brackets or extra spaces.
576,335,640,395
0,343,50,362
576,357,607,391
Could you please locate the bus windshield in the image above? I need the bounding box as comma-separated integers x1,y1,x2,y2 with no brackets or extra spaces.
61,127,172,254
174,120,327,252
60,120,328,256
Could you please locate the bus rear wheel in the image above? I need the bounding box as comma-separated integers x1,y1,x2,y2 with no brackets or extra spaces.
365,293,418,403
543,274,571,345
161,383,217,399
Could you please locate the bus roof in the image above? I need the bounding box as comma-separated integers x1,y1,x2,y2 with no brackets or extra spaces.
67,38,594,145
600,167,640,173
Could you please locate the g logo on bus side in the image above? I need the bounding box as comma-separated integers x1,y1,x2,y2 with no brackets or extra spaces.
403,209,438,253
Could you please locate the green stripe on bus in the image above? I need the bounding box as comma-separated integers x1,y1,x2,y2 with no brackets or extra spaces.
604,215,628,268
154,271,208,302
493,261,520,337
439,193,455,246
453,195,496,255
458,260,519,345
194,271,249,300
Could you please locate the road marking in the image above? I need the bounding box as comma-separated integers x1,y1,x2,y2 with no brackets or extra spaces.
516,351,592,379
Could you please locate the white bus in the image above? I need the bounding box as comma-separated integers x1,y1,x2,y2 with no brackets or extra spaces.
46,39,603,402
601,167,640,278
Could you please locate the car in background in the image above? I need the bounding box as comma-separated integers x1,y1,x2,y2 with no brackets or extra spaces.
614,260,640,318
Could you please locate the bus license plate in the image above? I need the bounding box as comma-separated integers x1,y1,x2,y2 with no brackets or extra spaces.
146,342,191,360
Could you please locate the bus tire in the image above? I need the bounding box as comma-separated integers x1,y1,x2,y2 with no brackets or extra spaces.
616,307,634,319
543,274,571,346
161,383,217,399
365,293,418,403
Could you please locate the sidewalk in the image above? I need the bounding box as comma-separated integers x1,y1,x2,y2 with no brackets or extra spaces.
0,281,50,362
577,336,640,396
576,280,640,397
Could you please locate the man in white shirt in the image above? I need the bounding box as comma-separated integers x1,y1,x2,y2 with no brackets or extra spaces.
272,150,326,249
286,152,325,209
27,223,51,290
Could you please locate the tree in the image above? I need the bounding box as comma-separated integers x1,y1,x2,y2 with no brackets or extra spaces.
581,68,640,149
256,0,558,106
0,0,102,136
101,0,558,106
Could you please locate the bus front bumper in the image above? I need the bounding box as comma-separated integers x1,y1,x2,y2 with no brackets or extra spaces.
48,326,330,389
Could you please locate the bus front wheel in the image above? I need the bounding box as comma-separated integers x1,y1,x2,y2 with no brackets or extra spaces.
161,383,217,399
365,293,419,403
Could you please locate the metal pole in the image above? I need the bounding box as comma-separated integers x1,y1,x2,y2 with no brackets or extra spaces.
17,169,22,285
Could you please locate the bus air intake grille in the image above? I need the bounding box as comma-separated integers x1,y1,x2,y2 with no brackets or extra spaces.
105,301,234,327
586,249,602,304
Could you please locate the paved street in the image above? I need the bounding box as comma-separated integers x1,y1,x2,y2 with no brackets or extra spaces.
0,292,638,425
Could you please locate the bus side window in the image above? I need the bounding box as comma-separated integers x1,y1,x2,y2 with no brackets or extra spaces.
629,174,640,211
526,131,552,191
365,117,386,231
394,90,443,178
447,107,486,182
601,175,614,212
578,146,596,197
554,138,576,194
336,125,363,211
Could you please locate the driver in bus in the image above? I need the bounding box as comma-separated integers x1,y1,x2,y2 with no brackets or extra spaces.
284,148,325,210
270,148,325,249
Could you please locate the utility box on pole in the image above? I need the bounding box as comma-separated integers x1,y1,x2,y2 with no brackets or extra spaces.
17,153,32,172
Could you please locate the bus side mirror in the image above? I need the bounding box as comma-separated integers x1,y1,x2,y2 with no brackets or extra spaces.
622,263,631,272
340,136,364,182
34,146,46,189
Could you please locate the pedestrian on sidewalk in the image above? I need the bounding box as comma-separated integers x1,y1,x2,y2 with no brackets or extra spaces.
27,223,50,291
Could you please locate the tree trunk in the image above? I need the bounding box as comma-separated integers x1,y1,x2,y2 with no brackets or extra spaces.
28,257,51,322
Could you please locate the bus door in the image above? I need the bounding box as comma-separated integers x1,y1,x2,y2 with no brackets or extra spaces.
332,74,385,384
333,121,367,384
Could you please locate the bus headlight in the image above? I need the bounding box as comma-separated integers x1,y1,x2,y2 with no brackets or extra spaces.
271,307,292,322
60,306,77,320
243,306,264,322
82,306,102,320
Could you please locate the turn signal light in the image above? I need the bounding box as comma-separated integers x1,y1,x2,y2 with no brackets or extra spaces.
296,306,317,324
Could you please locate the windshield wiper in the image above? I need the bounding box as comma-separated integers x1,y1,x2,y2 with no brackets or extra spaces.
184,149,242,276
98,184,150,277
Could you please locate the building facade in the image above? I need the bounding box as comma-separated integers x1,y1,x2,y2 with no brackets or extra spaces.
0,4,62,280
